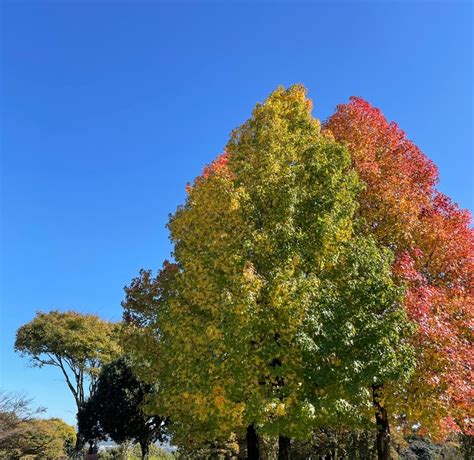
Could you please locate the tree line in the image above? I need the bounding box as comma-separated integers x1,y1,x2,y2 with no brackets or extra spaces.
12,86,473,459
0,390,76,458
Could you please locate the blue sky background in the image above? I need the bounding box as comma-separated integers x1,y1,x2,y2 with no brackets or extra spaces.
1,1,472,426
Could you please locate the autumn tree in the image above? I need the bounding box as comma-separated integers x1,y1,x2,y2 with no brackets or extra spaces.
123,86,414,459
0,391,76,458
325,97,473,457
78,357,168,460
1,418,76,458
0,390,44,456
14,310,121,455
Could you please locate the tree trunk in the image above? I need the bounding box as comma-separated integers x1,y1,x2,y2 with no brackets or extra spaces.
246,424,260,460
372,385,391,460
140,441,149,460
278,435,291,460
73,432,85,460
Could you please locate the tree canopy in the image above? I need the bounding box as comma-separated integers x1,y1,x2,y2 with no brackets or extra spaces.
326,96,473,438
15,311,121,408
123,86,416,458
0,390,75,458
78,357,168,460
15,310,121,455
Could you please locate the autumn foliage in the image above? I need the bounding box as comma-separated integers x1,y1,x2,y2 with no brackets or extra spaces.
326,97,473,436
122,87,472,458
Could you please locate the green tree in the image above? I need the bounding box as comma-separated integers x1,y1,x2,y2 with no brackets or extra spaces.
123,86,414,458
98,443,175,460
14,310,120,455
26,417,77,458
78,357,168,460
299,238,414,450
130,443,175,460
48,416,77,457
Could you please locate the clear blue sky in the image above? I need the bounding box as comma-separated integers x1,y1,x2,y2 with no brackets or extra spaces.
1,1,472,426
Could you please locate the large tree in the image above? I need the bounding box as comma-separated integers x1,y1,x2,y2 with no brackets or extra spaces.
78,357,168,460
123,86,414,458
325,97,473,456
14,310,120,455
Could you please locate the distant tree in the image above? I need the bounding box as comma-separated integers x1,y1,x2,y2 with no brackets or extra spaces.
47,417,77,457
130,443,175,459
0,390,44,456
14,310,121,455
79,357,168,460
0,391,75,458
24,418,77,458
97,443,174,460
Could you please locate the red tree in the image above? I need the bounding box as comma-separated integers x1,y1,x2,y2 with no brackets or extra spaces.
326,97,473,446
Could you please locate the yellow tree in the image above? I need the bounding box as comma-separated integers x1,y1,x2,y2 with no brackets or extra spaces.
124,86,414,459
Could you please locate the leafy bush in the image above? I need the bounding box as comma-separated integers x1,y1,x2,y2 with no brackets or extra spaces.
98,443,175,459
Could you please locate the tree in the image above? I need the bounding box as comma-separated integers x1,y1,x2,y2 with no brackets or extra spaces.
0,391,75,458
14,310,121,455
0,390,44,456
123,86,414,458
47,417,77,457
76,390,106,455
326,97,474,456
299,237,415,457
26,418,77,458
94,443,174,460
3,418,76,458
78,357,168,460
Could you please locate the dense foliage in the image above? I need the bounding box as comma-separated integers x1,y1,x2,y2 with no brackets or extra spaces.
123,86,419,458
15,311,121,409
78,357,168,460
13,85,472,460
326,97,473,438
0,391,76,458
14,310,121,454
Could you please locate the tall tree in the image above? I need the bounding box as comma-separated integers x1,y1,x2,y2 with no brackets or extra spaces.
299,237,415,460
124,86,414,458
14,310,120,455
326,97,474,455
78,357,168,460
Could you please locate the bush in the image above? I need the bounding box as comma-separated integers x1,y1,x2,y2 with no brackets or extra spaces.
98,443,175,460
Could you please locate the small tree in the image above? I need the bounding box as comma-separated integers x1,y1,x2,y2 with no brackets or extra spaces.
14,310,120,455
79,357,168,460
0,391,75,458
0,390,44,456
